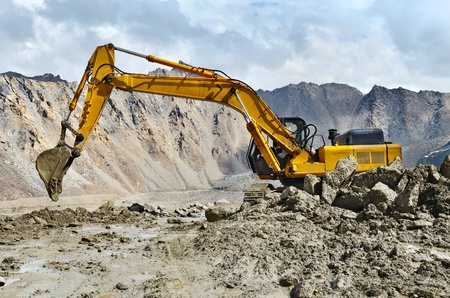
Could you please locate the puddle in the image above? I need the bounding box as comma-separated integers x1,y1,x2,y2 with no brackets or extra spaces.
430,247,450,262
81,224,159,240
130,273,157,281
403,243,420,254
4,277,21,286
19,260,52,273
403,243,450,268
80,226,110,233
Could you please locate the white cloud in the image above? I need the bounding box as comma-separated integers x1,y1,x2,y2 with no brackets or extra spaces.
1,0,450,93
12,0,45,11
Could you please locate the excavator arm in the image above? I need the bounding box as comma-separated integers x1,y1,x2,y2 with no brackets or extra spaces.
36,43,305,201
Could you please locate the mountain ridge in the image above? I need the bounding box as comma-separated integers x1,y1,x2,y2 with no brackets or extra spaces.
1,71,68,83
1,72,449,199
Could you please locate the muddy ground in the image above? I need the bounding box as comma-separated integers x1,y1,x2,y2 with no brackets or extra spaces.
1,188,450,298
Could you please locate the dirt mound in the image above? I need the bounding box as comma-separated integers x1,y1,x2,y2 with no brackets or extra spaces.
2,157,450,297
0,196,448,296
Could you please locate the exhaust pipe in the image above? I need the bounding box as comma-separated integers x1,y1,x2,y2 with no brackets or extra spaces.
328,129,338,146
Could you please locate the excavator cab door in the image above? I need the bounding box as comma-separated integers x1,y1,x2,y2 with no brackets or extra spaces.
280,117,308,144
246,117,307,178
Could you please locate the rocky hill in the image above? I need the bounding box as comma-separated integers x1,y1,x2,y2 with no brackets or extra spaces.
352,86,450,166
258,82,363,136
1,72,449,200
1,72,68,83
261,84,450,169
0,72,248,200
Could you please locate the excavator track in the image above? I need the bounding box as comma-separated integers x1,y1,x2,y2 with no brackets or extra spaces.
243,183,275,204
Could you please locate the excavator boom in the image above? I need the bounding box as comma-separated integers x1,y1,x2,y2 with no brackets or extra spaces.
36,43,303,200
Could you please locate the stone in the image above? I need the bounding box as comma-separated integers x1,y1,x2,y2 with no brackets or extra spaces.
333,190,368,212
115,282,128,290
144,204,160,215
395,172,410,193
330,275,351,290
429,166,441,183
388,156,403,171
322,156,358,205
285,189,320,214
215,199,230,204
205,205,235,222
440,155,450,179
280,186,300,201
367,182,397,207
128,203,145,213
303,174,321,195
352,164,403,191
264,191,282,208
175,208,189,217
364,203,383,220
187,207,203,218
394,182,420,214
407,219,433,230
98,200,114,211
413,164,441,185
341,209,359,219
31,215,48,225
167,218,187,224
279,274,299,287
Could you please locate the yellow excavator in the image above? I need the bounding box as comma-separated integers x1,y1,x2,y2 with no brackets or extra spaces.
36,43,402,201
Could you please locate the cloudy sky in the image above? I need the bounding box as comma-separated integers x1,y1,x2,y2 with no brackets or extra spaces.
2,0,450,93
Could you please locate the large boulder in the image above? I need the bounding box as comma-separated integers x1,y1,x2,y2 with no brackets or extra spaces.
418,183,450,216
366,182,397,210
205,205,236,222
351,158,403,192
322,156,358,205
412,164,441,185
281,186,320,215
440,155,450,179
333,190,368,212
303,174,321,196
394,182,420,214
394,164,440,195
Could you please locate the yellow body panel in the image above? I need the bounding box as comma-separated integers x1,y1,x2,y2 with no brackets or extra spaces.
278,143,402,179
285,162,327,178
318,143,402,173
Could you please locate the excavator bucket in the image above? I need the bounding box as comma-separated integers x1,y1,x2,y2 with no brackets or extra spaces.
35,146,75,201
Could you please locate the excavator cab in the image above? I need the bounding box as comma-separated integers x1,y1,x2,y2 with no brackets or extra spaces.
247,117,319,179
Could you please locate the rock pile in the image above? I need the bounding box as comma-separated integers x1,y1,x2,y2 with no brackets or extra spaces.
195,156,450,297
235,155,450,221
